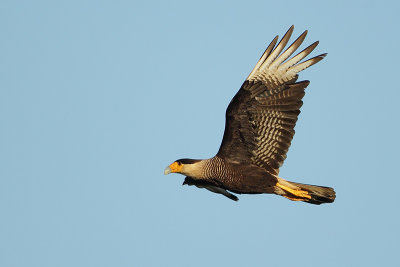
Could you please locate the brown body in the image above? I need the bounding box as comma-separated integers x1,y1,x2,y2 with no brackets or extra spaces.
165,26,336,205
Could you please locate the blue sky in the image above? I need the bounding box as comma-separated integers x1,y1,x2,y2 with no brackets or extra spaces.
1,1,399,266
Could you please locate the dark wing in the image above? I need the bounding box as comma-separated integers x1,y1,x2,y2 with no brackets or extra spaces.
183,177,239,201
216,26,326,175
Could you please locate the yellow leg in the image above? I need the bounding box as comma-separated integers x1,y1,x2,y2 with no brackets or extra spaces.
276,182,312,199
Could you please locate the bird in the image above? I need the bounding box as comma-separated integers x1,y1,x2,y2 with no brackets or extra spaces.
164,26,335,205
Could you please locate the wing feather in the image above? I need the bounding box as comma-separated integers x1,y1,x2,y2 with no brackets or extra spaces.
280,41,319,70
247,36,279,79
270,30,308,69
289,54,327,73
217,26,326,174
260,26,294,70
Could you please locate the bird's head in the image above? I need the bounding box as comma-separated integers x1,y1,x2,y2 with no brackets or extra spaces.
164,158,202,176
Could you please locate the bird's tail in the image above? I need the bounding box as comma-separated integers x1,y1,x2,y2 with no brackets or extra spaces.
275,177,336,205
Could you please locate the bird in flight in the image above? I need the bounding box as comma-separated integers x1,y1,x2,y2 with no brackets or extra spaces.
164,26,335,204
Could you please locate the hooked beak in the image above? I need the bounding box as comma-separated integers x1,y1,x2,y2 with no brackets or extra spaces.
164,161,182,175
164,166,171,175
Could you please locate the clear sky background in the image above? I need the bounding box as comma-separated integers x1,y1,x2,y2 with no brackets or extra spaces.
1,1,399,266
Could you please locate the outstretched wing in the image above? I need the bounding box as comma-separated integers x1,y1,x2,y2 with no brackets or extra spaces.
216,26,326,175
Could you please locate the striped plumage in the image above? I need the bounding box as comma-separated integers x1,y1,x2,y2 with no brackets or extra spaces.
165,26,335,205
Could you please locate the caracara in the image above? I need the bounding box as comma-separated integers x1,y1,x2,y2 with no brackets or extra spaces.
164,26,335,204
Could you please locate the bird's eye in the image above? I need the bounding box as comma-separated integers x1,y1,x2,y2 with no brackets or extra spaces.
177,162,182,165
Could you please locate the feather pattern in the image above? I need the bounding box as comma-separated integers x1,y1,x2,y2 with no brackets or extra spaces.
217,26,326,174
